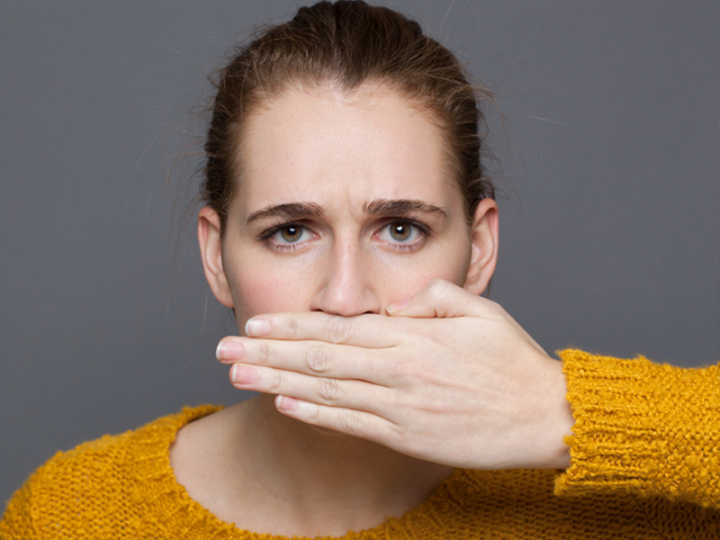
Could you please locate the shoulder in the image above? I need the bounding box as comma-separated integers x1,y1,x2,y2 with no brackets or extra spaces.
28,403,222,486
1,403,223,537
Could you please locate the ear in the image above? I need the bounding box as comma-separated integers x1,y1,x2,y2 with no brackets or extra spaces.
197,205,234,309
463,198,499,296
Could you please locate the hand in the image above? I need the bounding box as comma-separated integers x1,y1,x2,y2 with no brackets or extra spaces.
216,278,574,470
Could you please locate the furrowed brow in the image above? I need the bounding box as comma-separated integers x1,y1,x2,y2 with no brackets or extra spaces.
364,199,448,219
246,202,324,225
245,199,448,225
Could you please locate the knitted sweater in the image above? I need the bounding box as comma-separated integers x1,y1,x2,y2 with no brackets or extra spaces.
2,348,719,539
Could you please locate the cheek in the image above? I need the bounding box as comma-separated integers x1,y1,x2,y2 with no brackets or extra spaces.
232,272,312,320
380,242,472,302
388,271,463,303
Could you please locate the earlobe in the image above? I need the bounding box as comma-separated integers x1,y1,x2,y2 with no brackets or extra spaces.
197,206,234,309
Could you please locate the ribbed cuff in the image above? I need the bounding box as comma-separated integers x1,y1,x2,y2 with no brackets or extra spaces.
552,348,720,509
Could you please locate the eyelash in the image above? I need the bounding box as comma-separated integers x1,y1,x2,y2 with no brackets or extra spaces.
257,219,432,253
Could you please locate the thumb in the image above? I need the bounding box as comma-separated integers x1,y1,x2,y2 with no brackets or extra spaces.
385,278,488,318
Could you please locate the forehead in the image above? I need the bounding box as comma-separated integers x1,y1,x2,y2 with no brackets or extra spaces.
234,80,457,214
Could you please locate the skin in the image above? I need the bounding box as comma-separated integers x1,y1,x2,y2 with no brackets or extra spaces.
189,79,499,535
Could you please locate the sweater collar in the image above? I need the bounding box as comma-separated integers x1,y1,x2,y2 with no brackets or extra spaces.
128,403,485,539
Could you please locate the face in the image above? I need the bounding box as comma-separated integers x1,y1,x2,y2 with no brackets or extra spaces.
198,80,498,332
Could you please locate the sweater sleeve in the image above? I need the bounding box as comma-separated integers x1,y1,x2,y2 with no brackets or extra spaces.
0,468,39,538
552,348,720,510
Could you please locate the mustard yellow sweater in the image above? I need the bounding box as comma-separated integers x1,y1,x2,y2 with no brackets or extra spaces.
2,348,719,539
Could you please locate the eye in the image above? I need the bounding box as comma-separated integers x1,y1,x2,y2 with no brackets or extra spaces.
258,219,431,253
258,223,313,252
377,220,430,251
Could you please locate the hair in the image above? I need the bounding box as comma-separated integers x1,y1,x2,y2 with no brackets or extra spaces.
199,0,498,299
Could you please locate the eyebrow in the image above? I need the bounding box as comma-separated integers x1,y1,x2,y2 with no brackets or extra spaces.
245,199,449,225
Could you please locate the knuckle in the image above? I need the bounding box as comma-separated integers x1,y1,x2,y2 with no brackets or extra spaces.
486,298,504,315
318,377,341,404
388,421,405,445
325,315,353,344
339,410,362,436
257,341,271,365
305,402,320,420
286,317,299,338
429,277,447,291
268,370,283,392
428,278,450,299
305,346,330,373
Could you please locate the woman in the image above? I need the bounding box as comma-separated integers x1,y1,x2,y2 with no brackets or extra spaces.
2,1,718,538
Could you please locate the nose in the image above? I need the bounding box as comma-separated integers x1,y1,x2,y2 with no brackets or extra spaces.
308,236,380,317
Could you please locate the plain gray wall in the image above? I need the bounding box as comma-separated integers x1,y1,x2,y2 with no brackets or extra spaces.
2,0,718,503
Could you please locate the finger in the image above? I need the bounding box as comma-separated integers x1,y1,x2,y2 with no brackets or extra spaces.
385,279,551,358
386,278,498,319
229,363,396,419
242,311,406,347
273,393,400,446
222,337,398,387
492,302,550,358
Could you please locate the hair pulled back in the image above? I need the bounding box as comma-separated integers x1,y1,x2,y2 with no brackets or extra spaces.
201,0,496,239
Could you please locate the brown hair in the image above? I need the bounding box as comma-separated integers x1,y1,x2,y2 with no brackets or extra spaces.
200,0,497,242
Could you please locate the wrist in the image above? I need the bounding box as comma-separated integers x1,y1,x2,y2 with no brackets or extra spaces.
538,357,575,469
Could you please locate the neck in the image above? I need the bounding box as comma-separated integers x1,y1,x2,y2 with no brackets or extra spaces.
231,394,455,514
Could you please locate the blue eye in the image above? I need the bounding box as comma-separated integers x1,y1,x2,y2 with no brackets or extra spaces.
258,219,431,253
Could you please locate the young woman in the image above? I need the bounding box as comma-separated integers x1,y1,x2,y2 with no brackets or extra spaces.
2,1,718,538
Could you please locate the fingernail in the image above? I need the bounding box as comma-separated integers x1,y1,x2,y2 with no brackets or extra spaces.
231,364,257,384
245,317,271,336
216,339,244,362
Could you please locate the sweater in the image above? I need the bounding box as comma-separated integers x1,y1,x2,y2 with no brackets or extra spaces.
1,348,719,539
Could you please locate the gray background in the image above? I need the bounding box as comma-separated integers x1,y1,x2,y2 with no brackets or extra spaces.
2,0,718,503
